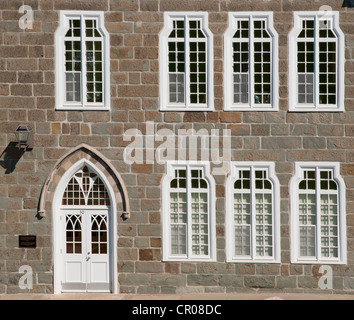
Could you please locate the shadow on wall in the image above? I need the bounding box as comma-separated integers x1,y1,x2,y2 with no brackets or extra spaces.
0,142,25,174
342,0,354,7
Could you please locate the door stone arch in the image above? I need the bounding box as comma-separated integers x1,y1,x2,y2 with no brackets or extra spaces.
38,144,130,294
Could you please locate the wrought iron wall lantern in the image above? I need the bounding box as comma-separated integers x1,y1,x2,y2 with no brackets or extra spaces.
15,125,34,150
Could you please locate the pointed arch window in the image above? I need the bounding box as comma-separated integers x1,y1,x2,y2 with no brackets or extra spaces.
61,165,111,206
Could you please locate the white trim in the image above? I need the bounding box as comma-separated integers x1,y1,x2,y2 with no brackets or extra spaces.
224,12,278,111
159,12,214,111
290,162,346,264
226,162,281,263
55,11,110,111
288,11,345,112
53,159,118,294
162,161,216,261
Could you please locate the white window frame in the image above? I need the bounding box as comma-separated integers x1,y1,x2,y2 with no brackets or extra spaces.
159,12,214,111
289,11,345,112
290,162,346,264
226,162,280,263
224,12,278,111
162,161,216,262
55,11,110,110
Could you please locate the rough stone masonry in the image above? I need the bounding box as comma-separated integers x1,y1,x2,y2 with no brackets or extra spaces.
0,0,353,295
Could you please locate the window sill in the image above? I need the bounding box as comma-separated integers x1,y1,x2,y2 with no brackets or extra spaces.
289,105,345,112
224,106,278,112
291,259,346,265
227,258,281,263
163,257,216,262
56,105,110,111
160,106,214,112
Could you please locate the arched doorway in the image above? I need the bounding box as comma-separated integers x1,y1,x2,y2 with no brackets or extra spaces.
58,161,114,292
54,160,115,293
39,144,130,294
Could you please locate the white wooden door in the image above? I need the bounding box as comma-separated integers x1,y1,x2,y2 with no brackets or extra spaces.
61,208,111,292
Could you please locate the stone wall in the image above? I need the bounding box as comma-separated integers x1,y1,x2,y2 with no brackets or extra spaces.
0,0,354,294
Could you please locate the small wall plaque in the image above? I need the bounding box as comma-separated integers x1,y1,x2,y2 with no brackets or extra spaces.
19,235,36,248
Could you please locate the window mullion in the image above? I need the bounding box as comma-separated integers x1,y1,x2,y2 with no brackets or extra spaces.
81,16,87,106
269,31,274,107
249,17,254,108
315,168,321,261
272,189,276,259
185,16,190,107
314,16,320,108
186,166,192,258
250,167,256,260
62,33,67,105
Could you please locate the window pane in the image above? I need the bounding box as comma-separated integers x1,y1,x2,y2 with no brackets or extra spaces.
190,40,207,104
65,19,81,38
170,191,187,255
189,20,205,39
169,74,185,103
253,38,271,104
255,170,272,190
297,38,315,104
66,214,82,254
320,193,339,258
86,40,103,103
65,39,81,102
168,21,185,104
234,170,250,189
319,38,336,105
171,225,187,255
86,19,102,38
191,170,207,189
91,215,108,254
234,192,251,256
235,226,250,255
255,193,273,256
233,35,249,104
191,192,209,256
65,73,81,102
300,226,316,257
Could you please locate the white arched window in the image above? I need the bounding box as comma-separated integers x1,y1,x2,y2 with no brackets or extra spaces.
289,11,345,112
224,12,278,111
162,161,216,261
159,12,214,111
55,11,110,110
290,162,346,264
226,162,280,263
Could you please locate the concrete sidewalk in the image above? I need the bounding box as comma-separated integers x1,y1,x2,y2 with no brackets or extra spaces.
1,292,354,300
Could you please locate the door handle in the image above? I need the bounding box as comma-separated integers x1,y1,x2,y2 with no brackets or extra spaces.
86,252,91,261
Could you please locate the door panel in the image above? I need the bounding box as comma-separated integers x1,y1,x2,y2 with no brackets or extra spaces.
65,261,84,283
90,261,109,282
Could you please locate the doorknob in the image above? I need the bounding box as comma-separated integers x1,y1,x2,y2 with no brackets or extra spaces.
86,252,91,261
